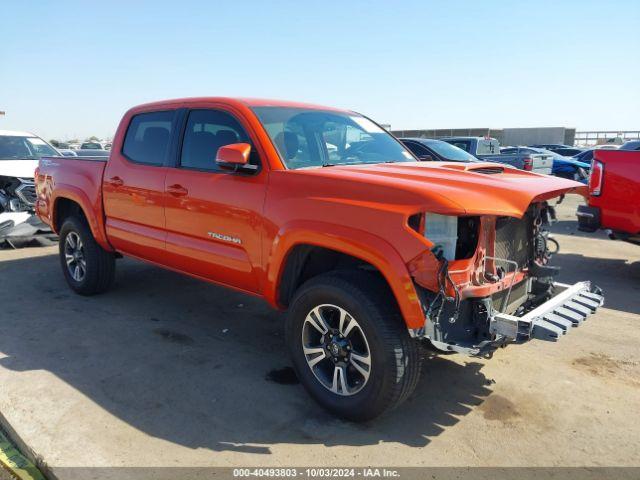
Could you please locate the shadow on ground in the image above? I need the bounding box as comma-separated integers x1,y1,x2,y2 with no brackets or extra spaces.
0,253,493,455
549,220,607,240
554,251,640,315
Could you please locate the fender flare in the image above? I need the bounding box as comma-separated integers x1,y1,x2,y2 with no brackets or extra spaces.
51,186,113,252
264,220,425,329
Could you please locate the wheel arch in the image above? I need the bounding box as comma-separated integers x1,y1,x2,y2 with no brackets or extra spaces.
265,222,425,329
51,188,113,252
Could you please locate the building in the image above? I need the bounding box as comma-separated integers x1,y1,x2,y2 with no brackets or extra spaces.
391,126,576,146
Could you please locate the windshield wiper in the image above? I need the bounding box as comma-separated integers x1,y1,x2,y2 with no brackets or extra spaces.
321,163,336,167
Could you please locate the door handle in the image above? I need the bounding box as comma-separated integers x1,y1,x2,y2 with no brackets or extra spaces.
167,184,188,197
108,176,124,187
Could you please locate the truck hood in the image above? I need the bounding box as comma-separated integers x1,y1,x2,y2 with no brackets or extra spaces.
0,160,39,179
293,161,587,217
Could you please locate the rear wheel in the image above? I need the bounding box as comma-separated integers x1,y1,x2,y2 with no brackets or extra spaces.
59,216,115,295
286,270,422,421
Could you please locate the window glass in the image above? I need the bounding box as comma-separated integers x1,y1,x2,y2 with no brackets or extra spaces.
448,140,471,152
252,107,413,169
0,136,58,160
402,141,428,157
122,111,175,165
476,139,500,155
426,141,478,162
180,109,256,171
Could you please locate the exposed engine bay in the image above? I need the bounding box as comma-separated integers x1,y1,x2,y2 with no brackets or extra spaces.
0,175,57,248
412,198,603,355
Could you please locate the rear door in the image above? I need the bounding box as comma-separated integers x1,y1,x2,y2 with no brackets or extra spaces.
162,108,267,294
103,110,179,260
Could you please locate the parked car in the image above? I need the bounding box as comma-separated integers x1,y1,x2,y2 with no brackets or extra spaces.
36,97,602,421
441,136,553,174
501,147,589,182
73,149,110,157
620,140,640,151
399,138,481,163
530,144,585,157
58,149,78,157
572,148,595,164
577,149,640,246
0,130,57,246
80,141,104,150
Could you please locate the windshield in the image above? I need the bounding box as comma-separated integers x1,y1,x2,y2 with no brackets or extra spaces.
252,107,414,169
427,141,478,162
0,135,58,160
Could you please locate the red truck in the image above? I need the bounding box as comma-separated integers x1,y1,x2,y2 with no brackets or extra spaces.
35,98,603,420
577,149,640,245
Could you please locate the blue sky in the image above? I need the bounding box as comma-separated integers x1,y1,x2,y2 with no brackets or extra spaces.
1,0,638,140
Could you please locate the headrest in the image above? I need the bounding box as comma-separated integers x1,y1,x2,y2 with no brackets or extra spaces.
274,131,299,160
216,130,239,146
142,127,170,145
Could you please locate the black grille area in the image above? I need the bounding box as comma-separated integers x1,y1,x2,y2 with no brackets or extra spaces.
492,279,529,313
495,216,530,269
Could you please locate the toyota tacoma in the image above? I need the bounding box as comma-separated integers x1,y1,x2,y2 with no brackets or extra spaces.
35,98,603,421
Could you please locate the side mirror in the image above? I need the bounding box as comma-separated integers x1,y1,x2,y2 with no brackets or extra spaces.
418,154,434,161
216,142,251,168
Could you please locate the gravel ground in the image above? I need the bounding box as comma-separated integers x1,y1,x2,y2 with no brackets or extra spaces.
0,194,638,476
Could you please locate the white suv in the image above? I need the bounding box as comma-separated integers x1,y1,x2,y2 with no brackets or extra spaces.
0,130,59,246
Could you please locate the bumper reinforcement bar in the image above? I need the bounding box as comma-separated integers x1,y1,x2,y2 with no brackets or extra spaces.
490,281,604,343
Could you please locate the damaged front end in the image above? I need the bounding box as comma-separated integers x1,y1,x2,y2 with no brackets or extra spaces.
407,200,604,356
0,176,56,248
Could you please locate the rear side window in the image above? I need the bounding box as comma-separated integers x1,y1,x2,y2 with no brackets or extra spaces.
122,111,176,165
180,109,257,172
476,140,500,155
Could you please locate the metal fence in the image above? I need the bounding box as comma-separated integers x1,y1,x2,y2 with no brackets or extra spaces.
574,131,640,146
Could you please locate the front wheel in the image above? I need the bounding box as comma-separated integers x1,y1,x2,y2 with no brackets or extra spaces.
59,215,115,295
286,270,422,421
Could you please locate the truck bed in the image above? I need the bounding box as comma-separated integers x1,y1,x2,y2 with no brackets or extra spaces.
480,153,553,174
35,156,108,237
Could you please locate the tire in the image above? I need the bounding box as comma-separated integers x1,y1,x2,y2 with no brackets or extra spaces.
59,215,115,295
286,270,422,421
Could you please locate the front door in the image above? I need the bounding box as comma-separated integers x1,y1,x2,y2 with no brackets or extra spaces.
103,109,179,260
163,108,267,294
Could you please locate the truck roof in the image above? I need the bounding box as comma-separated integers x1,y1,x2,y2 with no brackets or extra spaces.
129,97,350,113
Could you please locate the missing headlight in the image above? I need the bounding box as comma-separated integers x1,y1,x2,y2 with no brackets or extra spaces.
409,214,480,261
455,216,480,259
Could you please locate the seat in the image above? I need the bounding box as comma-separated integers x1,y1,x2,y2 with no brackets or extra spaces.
140,127,170,163
216,129,239,147
274,131,299,160
183,131,219,169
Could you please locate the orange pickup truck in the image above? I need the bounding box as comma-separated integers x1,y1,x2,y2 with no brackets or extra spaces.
35,98,603,420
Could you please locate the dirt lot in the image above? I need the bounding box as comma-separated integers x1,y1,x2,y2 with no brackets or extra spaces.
0,195,638,475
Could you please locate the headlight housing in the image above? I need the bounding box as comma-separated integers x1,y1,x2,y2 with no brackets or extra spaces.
424,213,458,260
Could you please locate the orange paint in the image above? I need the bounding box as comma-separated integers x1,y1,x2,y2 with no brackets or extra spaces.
36,98,586,330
